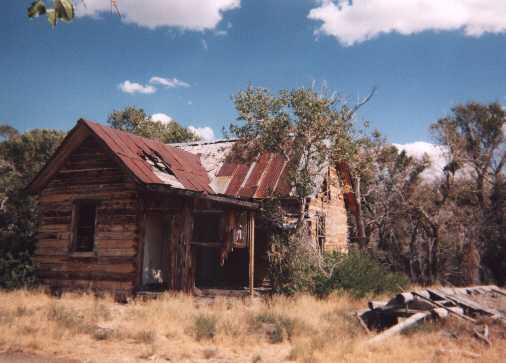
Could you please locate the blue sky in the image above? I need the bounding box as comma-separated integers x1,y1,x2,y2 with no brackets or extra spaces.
1,0,505,144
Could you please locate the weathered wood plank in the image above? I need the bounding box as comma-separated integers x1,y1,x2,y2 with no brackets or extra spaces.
96,248,137,257
37,239,70,249
95,239,137,249
39,191,137,203
367,311,431,344
36,232,71,240
34,247,69,256
38,270,135,282
38,224,70,233
96,215,137,225
95,231,137,240
41,278,134,291
38,262,135,274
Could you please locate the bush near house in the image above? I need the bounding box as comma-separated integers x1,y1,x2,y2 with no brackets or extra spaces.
314,251,409,298
268,228,408,298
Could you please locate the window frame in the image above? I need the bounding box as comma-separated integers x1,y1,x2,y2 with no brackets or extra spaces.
71,199,99,254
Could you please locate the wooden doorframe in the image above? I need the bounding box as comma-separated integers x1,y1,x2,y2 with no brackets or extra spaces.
248,212,255,296
136,208,174,291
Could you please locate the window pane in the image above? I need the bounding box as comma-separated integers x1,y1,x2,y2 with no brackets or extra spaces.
76,204,96,252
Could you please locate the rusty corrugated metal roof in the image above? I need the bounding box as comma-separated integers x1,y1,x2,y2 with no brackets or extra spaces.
82,120,212,193
176,140,292,199
219,153,290,198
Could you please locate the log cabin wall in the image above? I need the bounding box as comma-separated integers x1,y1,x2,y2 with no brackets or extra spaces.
34,136,139,293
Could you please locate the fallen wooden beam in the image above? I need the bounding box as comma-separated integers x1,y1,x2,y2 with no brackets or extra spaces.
412,292,477,323
367,311,431,344
474,324,491,346
492,288,506,297
355,312,371,334
429,288,502,317
368,301,388,310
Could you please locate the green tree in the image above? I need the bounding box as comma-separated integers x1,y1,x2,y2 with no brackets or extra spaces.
229,87,364,219
229,86,374,293
0,125,65,288
431,102,506,284
355,102,506,286
107,106,200,143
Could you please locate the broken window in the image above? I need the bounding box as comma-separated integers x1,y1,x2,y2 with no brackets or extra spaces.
72,201,97,252
316,213,326,252
321,176,331,202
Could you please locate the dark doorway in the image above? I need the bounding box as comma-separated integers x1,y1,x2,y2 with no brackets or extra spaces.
194,246,249,288
192,211,249,289
142,213,171,290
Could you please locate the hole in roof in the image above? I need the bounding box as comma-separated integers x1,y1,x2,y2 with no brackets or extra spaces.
141,151,175,175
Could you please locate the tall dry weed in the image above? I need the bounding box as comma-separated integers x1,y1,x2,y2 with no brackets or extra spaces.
0,289,503,363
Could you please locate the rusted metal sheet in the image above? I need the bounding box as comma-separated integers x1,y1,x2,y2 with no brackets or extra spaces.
256,153,287,197
176,140,299,199
225,163,250,196
83,120,212,193
218,152,291,198
240,153,271,198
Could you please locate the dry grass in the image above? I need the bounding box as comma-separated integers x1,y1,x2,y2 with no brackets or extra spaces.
0,289,504,363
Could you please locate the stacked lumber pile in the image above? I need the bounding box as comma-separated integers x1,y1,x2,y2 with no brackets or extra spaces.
359,285,506,344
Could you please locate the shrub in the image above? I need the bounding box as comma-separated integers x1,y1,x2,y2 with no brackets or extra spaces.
314,251,409,298
0,251,38,290
93,327,114,341
47,303,97,336
267,227,320,295
192,313,217,341
132,329,156,344
248,311,301,344
91,302,112,321
202,348,217,359
47,303,82,330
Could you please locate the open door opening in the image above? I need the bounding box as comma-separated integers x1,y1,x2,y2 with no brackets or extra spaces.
192,211,250,289
194,246,249,288
141,213,171,291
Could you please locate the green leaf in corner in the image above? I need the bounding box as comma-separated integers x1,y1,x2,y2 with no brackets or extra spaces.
27,0,47,18
54,0,75,22
47,9,57,28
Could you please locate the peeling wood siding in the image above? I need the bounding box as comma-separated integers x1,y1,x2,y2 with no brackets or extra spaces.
307,167,349,252
34,137,139,293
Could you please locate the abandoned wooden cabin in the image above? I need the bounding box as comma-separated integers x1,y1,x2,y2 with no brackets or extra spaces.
28,119,355,295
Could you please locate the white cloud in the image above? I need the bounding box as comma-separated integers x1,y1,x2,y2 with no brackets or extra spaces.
151,113,173,124
149,77,190,88
76,0,240,30
118,80,156,94
188,126,215,141
308,0,506,46
394,141,449,180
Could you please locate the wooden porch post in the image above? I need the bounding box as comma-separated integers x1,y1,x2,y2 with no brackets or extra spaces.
248,212,255,296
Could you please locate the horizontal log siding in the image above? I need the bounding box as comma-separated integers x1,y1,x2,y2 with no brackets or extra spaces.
34,137,139,292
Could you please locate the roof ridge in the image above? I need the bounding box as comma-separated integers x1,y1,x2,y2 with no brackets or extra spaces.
171,138,238,147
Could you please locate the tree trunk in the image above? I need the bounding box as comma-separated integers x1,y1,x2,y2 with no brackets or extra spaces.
354,176,367,249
